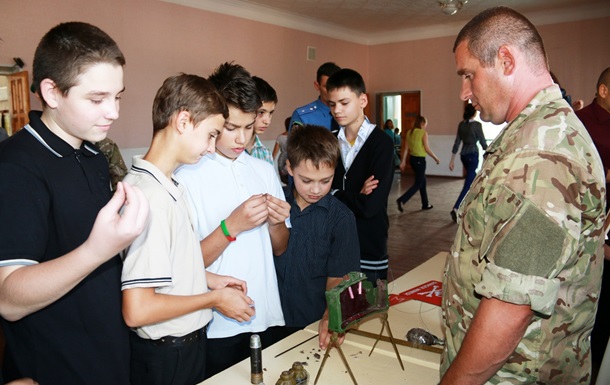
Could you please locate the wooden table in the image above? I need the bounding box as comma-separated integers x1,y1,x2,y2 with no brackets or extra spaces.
199,252,447,385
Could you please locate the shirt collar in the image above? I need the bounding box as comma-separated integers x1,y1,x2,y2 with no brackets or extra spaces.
25,110,99,158
588,99,610,123
287,186,332,214
207,150,250,166
314,97,331,114
130,155,183,201
488,84,564,154
337,116,376,145
252,135,265,149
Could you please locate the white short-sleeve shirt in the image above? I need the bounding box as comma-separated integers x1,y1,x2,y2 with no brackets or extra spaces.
122,156,212,339
176,152,286,338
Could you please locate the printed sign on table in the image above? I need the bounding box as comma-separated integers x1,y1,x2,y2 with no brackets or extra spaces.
389,280,442,307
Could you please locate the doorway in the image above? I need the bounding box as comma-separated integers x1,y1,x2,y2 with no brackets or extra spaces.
376,91,421,168
0,71,30,138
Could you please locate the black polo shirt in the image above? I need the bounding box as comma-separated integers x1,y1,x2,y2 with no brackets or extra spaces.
0,111,130,384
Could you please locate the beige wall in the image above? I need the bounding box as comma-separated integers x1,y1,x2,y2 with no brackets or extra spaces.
368,17,610,136
1,0,609,149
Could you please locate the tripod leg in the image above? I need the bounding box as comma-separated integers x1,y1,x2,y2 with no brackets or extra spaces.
384,318,405,371
368,317,386,357
335,343,358,385
314,334,335,385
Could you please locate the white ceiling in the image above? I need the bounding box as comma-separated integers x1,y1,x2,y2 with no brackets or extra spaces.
162,0,610,45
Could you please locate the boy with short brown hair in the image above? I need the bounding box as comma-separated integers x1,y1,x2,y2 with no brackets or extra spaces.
121,74,254,385
275,124,360,349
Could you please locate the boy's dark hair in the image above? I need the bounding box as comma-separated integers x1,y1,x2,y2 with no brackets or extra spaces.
208,62,261,114
316,62,341,83
152,74,228,134
252,76,278,104
326,68,366,96
287,124,340,170
32,22,125,107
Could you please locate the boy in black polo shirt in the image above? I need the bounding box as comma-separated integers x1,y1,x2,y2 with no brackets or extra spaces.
274,124,360,349
0,22,148,384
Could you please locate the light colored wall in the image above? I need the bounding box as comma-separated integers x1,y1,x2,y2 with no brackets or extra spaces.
1,0,367,149
367,16,610,175
2,2,609,176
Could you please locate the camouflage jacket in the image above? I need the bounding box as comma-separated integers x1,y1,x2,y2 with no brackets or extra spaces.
441,85,606,384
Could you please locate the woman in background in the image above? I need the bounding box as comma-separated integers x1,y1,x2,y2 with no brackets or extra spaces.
396,115,440,212
448,104,487,222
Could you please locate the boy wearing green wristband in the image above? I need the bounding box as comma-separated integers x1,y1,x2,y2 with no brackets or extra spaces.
176,63,290,379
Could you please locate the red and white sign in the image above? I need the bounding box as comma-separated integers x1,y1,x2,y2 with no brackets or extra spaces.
389,280,442,307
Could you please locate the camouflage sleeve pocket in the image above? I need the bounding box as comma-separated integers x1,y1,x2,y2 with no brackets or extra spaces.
475,263,560,316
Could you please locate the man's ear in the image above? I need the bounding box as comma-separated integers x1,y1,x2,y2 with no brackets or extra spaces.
39,79,60,109
598,83,608,99
498,46,516,76
314,80,321,92
175,110,191,134
286,160,294,177
360,93,368,109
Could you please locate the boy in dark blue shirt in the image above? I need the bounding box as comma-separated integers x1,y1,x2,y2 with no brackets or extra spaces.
274,124,360,349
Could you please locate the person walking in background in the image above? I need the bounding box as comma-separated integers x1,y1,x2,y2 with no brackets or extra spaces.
396,116,440,212
448,103,487,222
382,119,395,137
383,119,401,167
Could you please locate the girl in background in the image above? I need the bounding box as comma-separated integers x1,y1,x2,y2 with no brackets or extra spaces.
396,115,440,212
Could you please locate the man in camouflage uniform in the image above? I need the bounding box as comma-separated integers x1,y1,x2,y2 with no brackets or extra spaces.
440,7,606,385
96,137,127,191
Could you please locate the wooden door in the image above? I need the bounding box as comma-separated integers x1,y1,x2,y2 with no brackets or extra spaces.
399,91,421,173
9,71,30,134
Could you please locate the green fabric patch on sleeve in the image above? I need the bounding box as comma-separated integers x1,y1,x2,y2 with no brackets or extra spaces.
493,202,565,277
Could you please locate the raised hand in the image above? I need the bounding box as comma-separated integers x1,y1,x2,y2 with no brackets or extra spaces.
84,181,149,263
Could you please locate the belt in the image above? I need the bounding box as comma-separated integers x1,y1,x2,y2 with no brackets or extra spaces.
138,328,206,347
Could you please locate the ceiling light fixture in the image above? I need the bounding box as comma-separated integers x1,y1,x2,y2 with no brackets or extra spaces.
439,0,467,16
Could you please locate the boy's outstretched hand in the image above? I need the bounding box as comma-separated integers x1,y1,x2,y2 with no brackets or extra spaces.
318,309,345,350
85,181,149,263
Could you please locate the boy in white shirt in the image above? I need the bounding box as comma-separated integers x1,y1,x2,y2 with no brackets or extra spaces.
176,63,290,378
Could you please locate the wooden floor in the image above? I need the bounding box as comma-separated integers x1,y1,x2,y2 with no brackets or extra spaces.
386,172,463,281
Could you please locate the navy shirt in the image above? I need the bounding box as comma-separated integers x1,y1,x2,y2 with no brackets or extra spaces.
275,188,360,327
0,111,130,384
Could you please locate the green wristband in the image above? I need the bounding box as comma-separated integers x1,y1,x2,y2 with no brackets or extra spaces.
220,219,236,242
